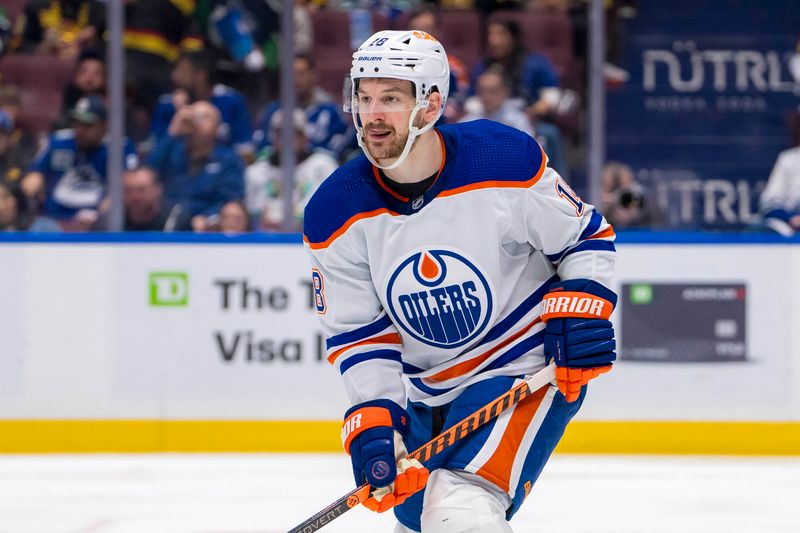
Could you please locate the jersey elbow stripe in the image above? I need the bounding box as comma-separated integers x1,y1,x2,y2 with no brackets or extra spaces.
338,349,402,374
578,210,604,241
585,226,615,240
560,239,616,261
326,315,394,350
547,235,616,264
326,332,402,365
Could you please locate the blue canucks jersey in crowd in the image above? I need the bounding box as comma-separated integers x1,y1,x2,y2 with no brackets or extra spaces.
147,135,245,218
151,85,253,154
30,130,138,219
253,89,349,157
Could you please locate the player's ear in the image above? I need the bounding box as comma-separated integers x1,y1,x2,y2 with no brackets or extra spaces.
424,90,443,123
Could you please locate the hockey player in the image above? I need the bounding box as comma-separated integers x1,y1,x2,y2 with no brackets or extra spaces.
304,30,617,533
761,145,800,237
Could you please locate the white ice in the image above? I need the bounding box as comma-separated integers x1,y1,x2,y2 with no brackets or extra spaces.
0,453,798,533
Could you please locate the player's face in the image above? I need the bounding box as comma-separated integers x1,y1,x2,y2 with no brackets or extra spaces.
487,23,513,60
477,73,507,113
219,202,250,233
294,58,315,98
171,59,194,92
357,79,418,164
72,120,106,150
189,102,221,144
123,169,161,215
74,59,106,93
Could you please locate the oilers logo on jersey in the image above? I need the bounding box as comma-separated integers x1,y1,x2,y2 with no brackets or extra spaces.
386,249,494,349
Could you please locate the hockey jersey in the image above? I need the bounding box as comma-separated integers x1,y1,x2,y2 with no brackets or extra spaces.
304,120,615,408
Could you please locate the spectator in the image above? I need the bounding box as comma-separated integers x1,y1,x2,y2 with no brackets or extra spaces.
195,0,285,64
12,0,105,58
0,109,37,183
601,161,659,229
20,96,138,227
0,180,61,231
760,146,800,237
93,166,191,231
148,101,245,232
246,109,336,231
150,50,254,160
193,0,283,111
253,54,348,158
461,66,568,176
471,20,560,111
470,20,569,177
0,85,41,171
58,48,106,128
406,3,469,120
123,0,203,140
460,65,536,137
215,200,252,234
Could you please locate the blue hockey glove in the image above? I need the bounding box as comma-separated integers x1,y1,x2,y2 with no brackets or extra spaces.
541,279,617,402
342,399,428,512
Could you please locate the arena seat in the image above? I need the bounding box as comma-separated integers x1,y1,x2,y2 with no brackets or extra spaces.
0,54,76,134
437,10,483,75
312,10,353,98
2,0,28,24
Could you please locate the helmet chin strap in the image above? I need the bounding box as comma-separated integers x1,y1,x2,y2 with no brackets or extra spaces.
358,103,437,171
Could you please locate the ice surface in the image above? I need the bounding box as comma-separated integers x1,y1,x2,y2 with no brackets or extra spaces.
0,453,798,533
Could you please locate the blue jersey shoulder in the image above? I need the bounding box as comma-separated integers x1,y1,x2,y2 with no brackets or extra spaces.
303,155,387,246
49,129,77,148
438,119,544,190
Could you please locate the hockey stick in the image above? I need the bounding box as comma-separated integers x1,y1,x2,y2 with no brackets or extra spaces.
286,361,557,533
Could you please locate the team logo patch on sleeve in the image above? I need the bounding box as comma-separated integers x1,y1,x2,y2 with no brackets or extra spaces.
386,249,493,349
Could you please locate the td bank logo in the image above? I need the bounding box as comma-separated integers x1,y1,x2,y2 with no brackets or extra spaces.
149,272,189,307
629,284,653,305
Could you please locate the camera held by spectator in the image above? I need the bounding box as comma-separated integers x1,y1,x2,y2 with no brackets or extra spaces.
601,162,660,229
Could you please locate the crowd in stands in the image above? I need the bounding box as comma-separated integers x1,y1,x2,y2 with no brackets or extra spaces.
0,0,628,234
0,0,794,236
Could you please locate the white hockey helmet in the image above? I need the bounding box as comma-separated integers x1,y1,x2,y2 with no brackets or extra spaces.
344,30,450,170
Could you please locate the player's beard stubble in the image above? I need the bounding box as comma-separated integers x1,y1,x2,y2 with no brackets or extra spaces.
362,114,425,164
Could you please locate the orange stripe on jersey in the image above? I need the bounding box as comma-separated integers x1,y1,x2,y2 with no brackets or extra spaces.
475,385,548,492
437,143,546,199
304,208,399,250
327,332,403,365
586,226,615,240
373,166,409,201
426,317,542,383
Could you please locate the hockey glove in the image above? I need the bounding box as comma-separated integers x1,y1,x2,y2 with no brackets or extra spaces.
342,399,429,513
541,279,617,402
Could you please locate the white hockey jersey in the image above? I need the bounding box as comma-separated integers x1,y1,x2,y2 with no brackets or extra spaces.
761,146,800,215
304,120,615,408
